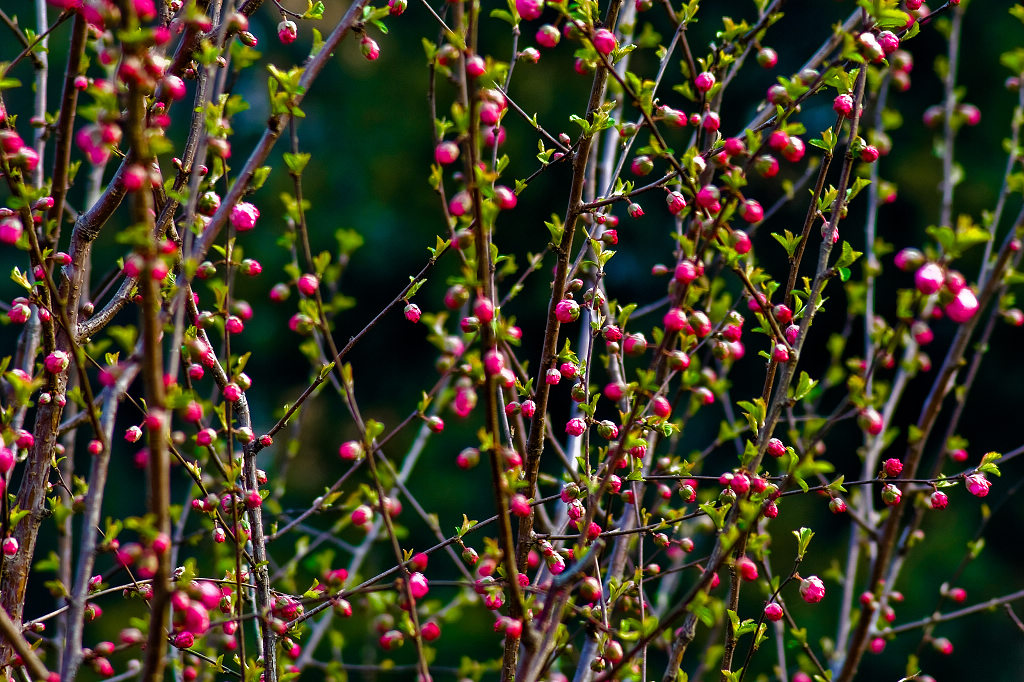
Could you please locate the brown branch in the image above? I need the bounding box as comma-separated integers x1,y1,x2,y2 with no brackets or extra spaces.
0,606,52,680
45,14,88,248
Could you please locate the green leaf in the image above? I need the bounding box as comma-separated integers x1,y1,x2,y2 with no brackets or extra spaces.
569,114,592,137
490,8,515,24
836,241,863,268
907,424,922,444
926,225,956,254
792,371,818,401
737,398,766,431
283,152,311,174
249,165,272,192
699,502,727,530
545,213,564,247
303,0,325,19
771,230,802,258
977,451,1002,477
364,419,385,444
457,514,477,538
793,527,814,559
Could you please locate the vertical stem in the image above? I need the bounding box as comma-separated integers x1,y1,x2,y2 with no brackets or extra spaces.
30,0,49,190
834,221,1020,682
120,14,170,678
939,7,963,229
46,14,88,247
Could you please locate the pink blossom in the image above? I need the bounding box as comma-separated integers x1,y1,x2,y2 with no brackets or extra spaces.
297,274,319,296
915,262,944,294
736,556,758,581
565,417,586,437
694,71,715,93
592,29,617,55
44,350,70,374
663,307,687,332
434,141,459,165
230,202,260,231
360,36,380,61
0,217,23,244
799,575,825,603
0,448,13,474
510,493,531,517
536,24,559,48
408,572,429,599
945,287,979,323
965,473,990,497
555,298,580,323
515,0,543,20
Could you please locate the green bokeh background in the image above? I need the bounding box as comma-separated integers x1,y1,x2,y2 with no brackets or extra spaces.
4,0,1024,679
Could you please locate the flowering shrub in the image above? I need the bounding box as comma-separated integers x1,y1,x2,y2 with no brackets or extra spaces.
1,0,1023,681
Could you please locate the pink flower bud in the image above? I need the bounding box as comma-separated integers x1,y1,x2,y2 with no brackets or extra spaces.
945,287,979,323
859,407,884,435
403,303,421,323
278,20,298,43
338,440,363,461
351,504,373,526
860,145,879,163
297,273,319,296
799,575,825,603
466,55,485,77
536,24,559,48
694,71,715,93
510,493,531,517
565,417,586,437
434,141,461,169
757,47,778,68
833,94,854,116
360,36,380,61
230,202,259,231
739,199,763,223
736,556,758,581
44,350,70,374
651,395,671,418
623,333,647,355
172,631,194,649
408,572,429,599
877,30,899,54
515,0,543,21
484,350,505,376
663,307,687,332
223,383,242,402
555,298,580,323
883,458,903,477
592,29,617,55
965,473,990,497
696,184,720,210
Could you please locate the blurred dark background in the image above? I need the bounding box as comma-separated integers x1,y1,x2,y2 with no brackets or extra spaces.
3,0,1024,679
